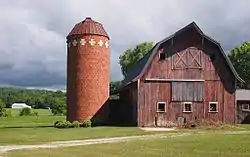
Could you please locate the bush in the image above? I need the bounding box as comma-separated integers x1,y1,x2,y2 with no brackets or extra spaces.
71,121,81,128
0,108,6,117
54,121,65,128
0,100,6,117
54,121,61,127
82,119,92,128
19,107,32,116
4,109,12,117
54,121,72,129
54,119,92,129
51,99,66,116
19,108,39,117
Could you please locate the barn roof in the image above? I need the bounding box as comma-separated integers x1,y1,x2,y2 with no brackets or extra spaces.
67,17,109,40
236,89,250,101
121,21,244,87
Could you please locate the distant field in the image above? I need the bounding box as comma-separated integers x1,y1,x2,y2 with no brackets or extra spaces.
5,108,53,117
6,132,250,157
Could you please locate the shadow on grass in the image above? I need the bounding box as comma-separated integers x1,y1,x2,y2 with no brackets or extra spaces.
0,124,138,130
0,125,54,129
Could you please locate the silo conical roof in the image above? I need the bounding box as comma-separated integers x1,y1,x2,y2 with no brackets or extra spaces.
67,17,109,40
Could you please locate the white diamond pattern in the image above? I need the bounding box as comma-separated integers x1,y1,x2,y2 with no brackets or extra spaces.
89,39,96,46
105,41,109,48
98,40,104,47
80,39,86,45
67,39,109,48
72,40,78,46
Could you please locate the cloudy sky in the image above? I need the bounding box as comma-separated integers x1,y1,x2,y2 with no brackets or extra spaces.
0,0,249,89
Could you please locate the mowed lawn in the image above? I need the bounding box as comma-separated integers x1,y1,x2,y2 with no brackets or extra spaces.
0,109,164,145
5,132,250,157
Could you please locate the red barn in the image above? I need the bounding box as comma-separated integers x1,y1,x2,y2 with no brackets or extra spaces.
117,22,244,127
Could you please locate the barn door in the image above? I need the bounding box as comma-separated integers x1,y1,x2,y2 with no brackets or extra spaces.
155,113,165,127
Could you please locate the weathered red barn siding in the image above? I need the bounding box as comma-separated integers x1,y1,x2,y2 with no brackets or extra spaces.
118,81,138,125
138,27,236,127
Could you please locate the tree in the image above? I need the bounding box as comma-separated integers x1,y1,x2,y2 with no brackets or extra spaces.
110,81,122,95
119,42,154,78
110,81,122,100
228,41,250,89
51,98,66,115
0,98,6,117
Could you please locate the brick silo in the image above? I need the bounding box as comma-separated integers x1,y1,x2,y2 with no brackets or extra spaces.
66,17,110,124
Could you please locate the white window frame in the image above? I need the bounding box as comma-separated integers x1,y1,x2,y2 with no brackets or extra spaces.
209,101,218,113
242,104,250,112
156,102,166,113
182,102,193,113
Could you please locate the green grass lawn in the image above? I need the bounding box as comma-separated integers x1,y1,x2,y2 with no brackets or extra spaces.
5,132,250,157
0,109,165,145
1,108,250,149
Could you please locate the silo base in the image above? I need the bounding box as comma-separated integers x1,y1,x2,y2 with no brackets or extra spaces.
66,98,111,126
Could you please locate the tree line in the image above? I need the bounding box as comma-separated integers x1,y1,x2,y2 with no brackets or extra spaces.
0,87,66,109
0,82,121,113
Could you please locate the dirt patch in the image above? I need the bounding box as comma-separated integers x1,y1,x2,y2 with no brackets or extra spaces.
139,127,177,131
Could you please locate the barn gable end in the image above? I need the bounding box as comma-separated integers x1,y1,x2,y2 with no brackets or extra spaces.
121,21,244,89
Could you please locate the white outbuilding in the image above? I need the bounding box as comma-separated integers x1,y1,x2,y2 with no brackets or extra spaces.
11,103,31,109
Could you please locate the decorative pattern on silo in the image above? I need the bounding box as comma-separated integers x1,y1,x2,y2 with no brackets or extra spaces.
66,17,110,123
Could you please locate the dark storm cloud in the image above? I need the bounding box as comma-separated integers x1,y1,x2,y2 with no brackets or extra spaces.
0,0,249,88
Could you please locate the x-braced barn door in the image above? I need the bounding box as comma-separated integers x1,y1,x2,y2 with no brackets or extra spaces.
172,47,202,69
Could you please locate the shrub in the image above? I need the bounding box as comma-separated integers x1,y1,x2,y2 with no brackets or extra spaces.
0,100,6,117
82,119,92,128
54,121,72,129
0,108,6,117
19,107,32,116
54,120,92,129
54,121,65,128
51,99,66,116
71,121,81,128
4,109,12,117
64,121,72,128
54,121,61,127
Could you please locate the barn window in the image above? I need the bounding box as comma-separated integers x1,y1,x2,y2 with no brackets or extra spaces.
159,52,166,60
171,82,204,102
157,102,166,112
209,53,215,61
183,102,192,112
209,102,218,112
242,104,250,111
